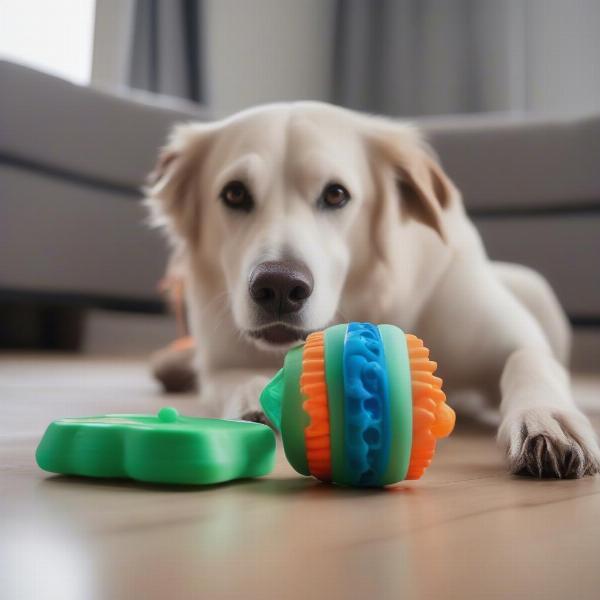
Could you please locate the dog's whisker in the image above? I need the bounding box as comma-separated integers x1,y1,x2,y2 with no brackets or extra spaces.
207,299,233,338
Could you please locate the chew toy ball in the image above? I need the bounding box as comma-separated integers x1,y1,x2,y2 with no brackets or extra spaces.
260,323,455,487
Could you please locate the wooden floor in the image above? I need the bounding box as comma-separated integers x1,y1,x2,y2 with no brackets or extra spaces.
1,354,600,600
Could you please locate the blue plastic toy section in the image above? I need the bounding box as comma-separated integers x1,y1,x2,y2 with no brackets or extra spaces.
342,322,391,486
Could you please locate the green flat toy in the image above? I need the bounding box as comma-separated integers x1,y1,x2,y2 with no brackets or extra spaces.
36,407,276,485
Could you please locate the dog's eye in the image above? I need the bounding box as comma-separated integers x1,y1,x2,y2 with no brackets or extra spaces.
320,183,350,209
220,181,253,212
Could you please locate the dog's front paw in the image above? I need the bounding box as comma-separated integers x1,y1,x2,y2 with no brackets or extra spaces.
240,410,271,426
499,407,600,478
223,376,270,421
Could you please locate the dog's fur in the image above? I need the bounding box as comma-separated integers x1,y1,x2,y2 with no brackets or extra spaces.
147,102,600,478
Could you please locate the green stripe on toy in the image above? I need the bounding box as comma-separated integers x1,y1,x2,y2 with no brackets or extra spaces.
279,345,311,476
378,324,412,485
324,323,349,484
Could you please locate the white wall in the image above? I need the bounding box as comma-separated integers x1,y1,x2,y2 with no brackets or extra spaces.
0,0,96,84
203,0,336,117
91,0,135,89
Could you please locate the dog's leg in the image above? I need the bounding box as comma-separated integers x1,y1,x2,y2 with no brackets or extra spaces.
420,256,600,478
493,261,571,364
200,368,275,423
150,342,197,393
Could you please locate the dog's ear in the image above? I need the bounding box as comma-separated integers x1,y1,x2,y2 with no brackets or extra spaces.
370,122,457,243
145,122,214,246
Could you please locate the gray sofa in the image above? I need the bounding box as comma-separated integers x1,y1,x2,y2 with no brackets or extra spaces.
1,60,598,348
0,60,208,311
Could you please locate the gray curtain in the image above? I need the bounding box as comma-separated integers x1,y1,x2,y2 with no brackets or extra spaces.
333,0,526,116
333,0,600,117
129,0,205,102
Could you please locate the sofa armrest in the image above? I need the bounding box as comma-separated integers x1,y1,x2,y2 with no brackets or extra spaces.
0,60,209,189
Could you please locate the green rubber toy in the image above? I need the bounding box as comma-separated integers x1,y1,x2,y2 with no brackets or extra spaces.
36,407,276,485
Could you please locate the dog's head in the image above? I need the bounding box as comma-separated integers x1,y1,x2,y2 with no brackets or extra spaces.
147,103,456,350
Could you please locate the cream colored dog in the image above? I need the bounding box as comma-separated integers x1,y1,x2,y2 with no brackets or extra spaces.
147,102,599,479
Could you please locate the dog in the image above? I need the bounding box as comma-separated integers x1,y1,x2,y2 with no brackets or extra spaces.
146,102,600,479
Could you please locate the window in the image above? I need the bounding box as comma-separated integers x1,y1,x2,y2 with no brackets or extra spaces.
0,0,96,84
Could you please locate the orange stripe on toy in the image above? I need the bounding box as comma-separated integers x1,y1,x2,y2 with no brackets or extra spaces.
405,333,456,480
301,331,332,481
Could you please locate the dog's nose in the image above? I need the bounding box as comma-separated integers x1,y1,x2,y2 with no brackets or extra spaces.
249,260,314,316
